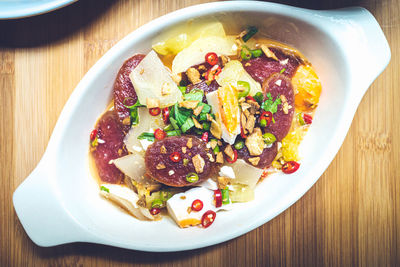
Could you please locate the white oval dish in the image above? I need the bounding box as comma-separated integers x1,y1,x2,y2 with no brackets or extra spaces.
0,0,77,19
13,1,390,252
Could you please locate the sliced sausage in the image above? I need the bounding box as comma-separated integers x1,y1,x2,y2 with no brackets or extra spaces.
262,73,295,141
145,136,218,187
92,110,127,184
113,54,145,126
186,80,219,102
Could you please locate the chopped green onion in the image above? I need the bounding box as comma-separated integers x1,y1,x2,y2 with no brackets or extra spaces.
166,130,182,137
259,119,267,127
242,26,258,42
181,117,195,133
151,199,163,208
298,113,306,125
280,68,286,74
234,139,245,150
237,81,250,98
183,158,189,166
100,186,109,193
221,187,230,204
186,172,199,183
213,145,220,154
253,92,264,104
241,46,252,60
130,108,139,126
202,122,211,131
250,49,263,58
164,124,174,132
178,86,187,94
137,132,155,142
198,113,208,121
169,117,180,130
262,133,276,145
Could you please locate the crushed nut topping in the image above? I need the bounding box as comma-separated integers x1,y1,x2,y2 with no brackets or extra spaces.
186,138,193,149
245,114,256,134
280,95,292,114
187,206,192,213
218,176,231,189
260,44,279,61
179,100,199,109
193,105,204,116
192,117,203,129
180,196,186,200
245,62,251,67
118,149,123,156
217,140,223,146
224,145,235,161
160,145,167,154
156,163,166,170
249,157,260,166
168,170,175,176
216,152,224,164
146,97,160,108
210,119,222,139
207,153,215,162
192,154,205,173
186,67,201,84
209,139,218,149
122,116,131,125
206,113,213,121
182,146,187,153
245,128,264,156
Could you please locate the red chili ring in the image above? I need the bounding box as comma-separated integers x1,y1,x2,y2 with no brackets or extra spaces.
154,128,166,140
214,189,222,208
205,65,221,81
150,207,161,215
90,129,98,141
149,107,161,116
282,161,300,174
191,199,204,211
169,151,181,162
201,210,216,228
201,132,209,143
205,52,218,66
303,114,313,125
162,107,170,124
225,149,238,164
260,111,273,127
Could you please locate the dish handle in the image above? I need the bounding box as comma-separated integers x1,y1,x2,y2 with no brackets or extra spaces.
318,7,391,97
13,157,93,247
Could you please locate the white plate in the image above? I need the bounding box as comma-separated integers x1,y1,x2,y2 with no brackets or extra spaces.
0,0,77,19
13,1,390,252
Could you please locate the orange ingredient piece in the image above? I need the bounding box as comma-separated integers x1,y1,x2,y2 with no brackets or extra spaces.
292,65,322,111
217,84,239,134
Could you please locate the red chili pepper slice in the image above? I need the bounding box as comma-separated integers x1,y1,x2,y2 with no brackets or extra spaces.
150,207,161,215
303,114,313,125
201,132,209,142
149,107,161,116
201,210,216,228
205,52,218,66
154,128,166,140
282,161,300,174
260,111,273,127
226,149,238,164
246,95,256,102
205,65,222,81
162,107,170,124
191,199,204,211
90,129,98,141
169,151,181,162
214,189,222,208
240,125,247,138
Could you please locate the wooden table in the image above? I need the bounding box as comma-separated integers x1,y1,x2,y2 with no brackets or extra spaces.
1,0,398,266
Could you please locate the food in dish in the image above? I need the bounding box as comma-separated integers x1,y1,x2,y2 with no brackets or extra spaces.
89,22,321,228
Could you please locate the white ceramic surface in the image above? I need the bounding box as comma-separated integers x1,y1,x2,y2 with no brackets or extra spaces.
0,0,77,19
13,1,390,252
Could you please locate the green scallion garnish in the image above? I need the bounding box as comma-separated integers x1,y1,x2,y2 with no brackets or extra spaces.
186,172,199,183
242,26,258,42
100,186,109,193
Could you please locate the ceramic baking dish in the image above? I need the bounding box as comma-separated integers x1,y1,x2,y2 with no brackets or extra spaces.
13,1,390,252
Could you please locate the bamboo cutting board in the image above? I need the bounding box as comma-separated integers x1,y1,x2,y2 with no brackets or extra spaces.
0,0,399,266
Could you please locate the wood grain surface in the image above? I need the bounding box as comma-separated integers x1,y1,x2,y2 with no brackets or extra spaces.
0,0,399,266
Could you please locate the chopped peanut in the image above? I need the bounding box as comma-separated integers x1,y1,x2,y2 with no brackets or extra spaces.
186,67,201,84
182,147,187,153
192,117,203,129
217,176,231,189
216,152,224,163
179,100,199,109
248,157,260,166
245,128,264,156
193,105,204,116
210,119,222,139
160,145,167,154
224,145,235,161
122,116,131,125
209,139,218,149
156,163,166,170
186,138,193,149
192,154,205,173
245,114,256,134
206,114,213,121
207,153,215,162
